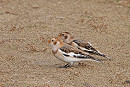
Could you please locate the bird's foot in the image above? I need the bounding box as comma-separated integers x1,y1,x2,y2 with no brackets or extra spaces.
59,63,70,68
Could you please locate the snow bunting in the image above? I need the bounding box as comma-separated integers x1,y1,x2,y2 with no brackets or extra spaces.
48,37,102,68
58,32,110,59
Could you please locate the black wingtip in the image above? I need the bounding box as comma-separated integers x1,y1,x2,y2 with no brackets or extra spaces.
96,59,103,63
94,52,111,60
102,55,112,60
89,56,103,63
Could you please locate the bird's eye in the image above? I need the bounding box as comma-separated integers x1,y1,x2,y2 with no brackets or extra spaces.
51,40,54,41
61,34,64,36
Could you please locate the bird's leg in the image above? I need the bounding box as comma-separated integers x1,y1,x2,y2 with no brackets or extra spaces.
64,63,71,68
59,63,71,68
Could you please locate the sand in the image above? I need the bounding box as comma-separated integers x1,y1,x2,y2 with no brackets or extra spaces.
0,0,130,87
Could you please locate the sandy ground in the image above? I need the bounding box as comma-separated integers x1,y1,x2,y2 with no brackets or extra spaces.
0,0,130,87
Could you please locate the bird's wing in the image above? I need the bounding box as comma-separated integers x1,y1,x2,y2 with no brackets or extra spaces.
73,40,98,52
73,40,109,58
59,45,101,62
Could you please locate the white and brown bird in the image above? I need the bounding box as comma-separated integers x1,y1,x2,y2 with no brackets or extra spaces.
48,37,102,68
58,32,110,59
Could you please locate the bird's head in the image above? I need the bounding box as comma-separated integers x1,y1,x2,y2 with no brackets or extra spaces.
58,32,74,43
48,37,63,51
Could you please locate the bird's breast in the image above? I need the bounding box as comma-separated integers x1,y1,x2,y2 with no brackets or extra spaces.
54,50,65,62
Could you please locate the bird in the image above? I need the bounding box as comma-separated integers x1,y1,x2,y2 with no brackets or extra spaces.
48,37,102,68
58,32,110,59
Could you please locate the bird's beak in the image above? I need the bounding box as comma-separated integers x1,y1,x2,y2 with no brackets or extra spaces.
48,40,51,43
58,34,61,37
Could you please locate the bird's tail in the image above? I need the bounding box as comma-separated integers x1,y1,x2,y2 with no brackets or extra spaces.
88,51,111,60
86,55,103,63
93,58,103,63
95,52,111,60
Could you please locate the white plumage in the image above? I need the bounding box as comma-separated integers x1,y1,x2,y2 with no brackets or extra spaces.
48,37,102,68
